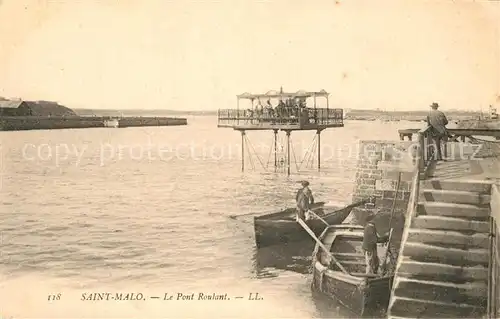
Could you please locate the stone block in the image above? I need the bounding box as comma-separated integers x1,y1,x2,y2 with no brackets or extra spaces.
358,164,378,170
356,172,371,179
383,171,401,180
382,190,398,200
359,178,376,186
351,196,364,203
382,190,411,201
400,171,414,181
360,143,381,153
374,190,384,197
365,157,380,165
355,189,376,197
375,179,397,191
382,151,393,161
399,181,411,191
377,160,413,172
358,184,375,190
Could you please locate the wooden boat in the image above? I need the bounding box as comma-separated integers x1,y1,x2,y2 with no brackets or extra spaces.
253,199,367,248
311,225,397,317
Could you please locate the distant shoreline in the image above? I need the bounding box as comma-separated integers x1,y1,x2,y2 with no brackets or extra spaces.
73,108,218,117
73,108,484,120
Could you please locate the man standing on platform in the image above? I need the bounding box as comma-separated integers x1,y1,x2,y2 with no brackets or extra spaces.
426,102,449,161
296,180,314,221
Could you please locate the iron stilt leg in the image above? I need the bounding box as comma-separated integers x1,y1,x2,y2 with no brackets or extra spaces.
286,131,291,176
317,130,321,171
241,130,245,172
274,129,278,172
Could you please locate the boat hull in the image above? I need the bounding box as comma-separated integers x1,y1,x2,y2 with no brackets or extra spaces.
312,261,393,317
253,204,353,248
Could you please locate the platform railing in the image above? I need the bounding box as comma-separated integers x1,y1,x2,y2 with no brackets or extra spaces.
488,218,498,318
417,126,435,175
488,185,500,318
217,108,343,127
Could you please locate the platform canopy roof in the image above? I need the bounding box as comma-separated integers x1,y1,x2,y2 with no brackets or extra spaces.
237,89,329,99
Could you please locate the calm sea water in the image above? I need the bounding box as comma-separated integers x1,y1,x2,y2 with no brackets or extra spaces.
0,117,422,318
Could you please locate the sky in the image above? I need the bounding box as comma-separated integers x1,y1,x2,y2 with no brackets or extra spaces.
0,0,499,111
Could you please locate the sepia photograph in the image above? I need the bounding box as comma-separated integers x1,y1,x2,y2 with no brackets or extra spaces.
1,0,499,318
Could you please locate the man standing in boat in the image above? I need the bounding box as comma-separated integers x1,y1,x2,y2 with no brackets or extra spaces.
296,180,314,221
363,212,389,275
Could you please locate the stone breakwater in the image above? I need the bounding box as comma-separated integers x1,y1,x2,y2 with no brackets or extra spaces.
0,116,187,131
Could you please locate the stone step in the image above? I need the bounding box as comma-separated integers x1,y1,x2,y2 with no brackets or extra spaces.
396,259,488,283
420,189,491,205
392,277,487,307
421,180,491,194
388,296,485,318
406,229,489,249
411,215,490,233
417,202,490,219
401,242,489,266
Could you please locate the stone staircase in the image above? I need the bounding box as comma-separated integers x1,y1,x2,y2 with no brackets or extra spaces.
388,180,492,318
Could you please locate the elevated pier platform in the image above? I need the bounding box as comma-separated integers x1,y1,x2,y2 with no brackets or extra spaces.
388,129,500,318
217,108,343,131
217,88,344,175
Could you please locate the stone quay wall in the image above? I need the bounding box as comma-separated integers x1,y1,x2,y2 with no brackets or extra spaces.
348,140,416,226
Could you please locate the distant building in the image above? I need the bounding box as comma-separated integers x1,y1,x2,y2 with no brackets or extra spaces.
0,100,31,116
22,100,77,116
0,99,77,117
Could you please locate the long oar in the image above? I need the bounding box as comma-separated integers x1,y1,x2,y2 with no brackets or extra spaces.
308,210,329,226
228,211,263,219
296,218,348,274
381,171,402,274
387,172,402,230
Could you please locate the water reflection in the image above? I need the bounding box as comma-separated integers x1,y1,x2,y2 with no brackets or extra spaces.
311,289,360,319
252,240,315,278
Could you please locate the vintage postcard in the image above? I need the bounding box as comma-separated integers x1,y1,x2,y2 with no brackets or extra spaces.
0,0,499,318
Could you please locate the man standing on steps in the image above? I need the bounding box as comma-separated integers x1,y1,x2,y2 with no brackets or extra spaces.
296,180,314,221
426,102,449,161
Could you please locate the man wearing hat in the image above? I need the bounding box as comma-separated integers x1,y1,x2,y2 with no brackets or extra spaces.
426,102,449,161
296,180,314,221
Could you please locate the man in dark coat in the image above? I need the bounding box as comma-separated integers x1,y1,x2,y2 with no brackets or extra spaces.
363,212,390,275
426,102,449,161
296,180,314,221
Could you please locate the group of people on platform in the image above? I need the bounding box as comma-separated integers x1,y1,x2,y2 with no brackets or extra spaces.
246,98,311,121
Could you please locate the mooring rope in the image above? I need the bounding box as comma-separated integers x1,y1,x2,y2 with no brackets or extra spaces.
244,135,255,170
297,134,317,171
245,134,267,171
289,135,301,172
307,137,318,168
265,133,275,169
